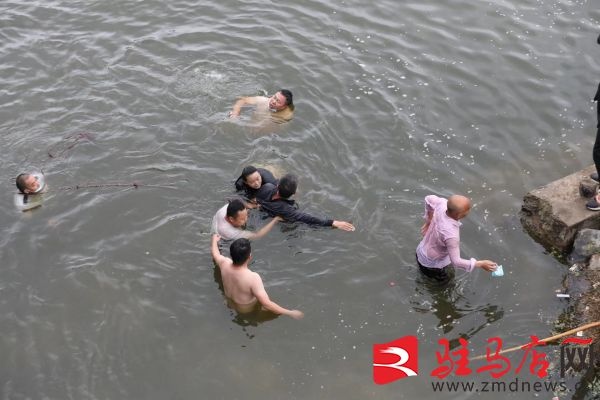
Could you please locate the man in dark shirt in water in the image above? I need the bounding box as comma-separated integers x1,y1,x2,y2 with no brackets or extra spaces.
255,173,355,231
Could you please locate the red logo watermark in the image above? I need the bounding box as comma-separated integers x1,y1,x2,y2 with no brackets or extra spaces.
373,335,597,387
373,335,419,384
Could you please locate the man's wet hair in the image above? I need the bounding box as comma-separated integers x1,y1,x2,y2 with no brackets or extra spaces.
280,89,293,107
226,198,246,218
278,173,298,199
230,238,251,265
15,173,29,194
241,166,258,181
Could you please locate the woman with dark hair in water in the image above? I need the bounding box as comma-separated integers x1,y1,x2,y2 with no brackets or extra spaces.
234,165,278,200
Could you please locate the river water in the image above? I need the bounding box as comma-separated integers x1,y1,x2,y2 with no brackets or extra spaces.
1,0,599,399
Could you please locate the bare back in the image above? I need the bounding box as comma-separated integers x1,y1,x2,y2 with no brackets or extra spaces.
219,259,260,307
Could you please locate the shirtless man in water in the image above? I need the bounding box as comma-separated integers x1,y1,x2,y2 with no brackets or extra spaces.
211,234,303,319
229,89,294,123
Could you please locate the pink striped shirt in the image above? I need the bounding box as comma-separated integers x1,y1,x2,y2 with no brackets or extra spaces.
416,195,476,272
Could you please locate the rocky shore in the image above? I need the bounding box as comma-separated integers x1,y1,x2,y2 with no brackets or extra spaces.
520,165,600,340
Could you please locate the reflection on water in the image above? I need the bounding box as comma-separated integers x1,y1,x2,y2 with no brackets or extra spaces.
413,272,505,349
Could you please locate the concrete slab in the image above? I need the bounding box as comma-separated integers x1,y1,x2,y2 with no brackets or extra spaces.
520,165,600,252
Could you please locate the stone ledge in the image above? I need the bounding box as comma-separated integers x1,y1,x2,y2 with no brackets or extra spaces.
520,165,600,252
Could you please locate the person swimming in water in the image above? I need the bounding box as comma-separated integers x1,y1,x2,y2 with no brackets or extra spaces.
211,198,281,241
255,173,356,231
234,165,278,201
211,234,304,319
229,89,294,123
16,172,46,194
14,172,47,212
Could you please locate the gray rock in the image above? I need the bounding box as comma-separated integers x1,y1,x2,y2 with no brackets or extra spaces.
572,229,600,259
589,254,600,271
521,165,600,252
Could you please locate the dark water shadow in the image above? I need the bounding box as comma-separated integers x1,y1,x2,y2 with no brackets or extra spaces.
413,267,505,350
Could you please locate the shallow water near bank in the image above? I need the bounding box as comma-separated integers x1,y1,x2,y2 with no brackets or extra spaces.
1,0,599,399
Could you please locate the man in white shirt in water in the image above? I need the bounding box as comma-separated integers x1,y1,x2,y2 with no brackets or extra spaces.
211,198,281,240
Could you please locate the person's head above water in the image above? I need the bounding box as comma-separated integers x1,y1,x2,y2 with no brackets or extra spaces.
240,166,262,189
277,173,298,199
16,173,43,194
446,195,471,220
269,89,293,112
230,238,252,266
226,198,249,228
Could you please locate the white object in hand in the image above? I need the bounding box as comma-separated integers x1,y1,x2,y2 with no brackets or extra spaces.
491,265,504,277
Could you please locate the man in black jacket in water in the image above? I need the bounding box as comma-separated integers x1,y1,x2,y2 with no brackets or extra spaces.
255,173,355,231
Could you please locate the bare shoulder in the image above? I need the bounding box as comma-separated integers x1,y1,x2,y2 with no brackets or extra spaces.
278,108,294,121
217,256,234,271
249,270,262,282
247,270,264,288
239,96,266,105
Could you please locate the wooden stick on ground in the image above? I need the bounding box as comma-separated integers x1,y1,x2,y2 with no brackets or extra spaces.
471,321,600,361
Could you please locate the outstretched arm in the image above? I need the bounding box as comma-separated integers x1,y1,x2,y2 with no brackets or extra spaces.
229,96,260,118
251,275,303,319
248,216,282,240
211,234,228,266
332,220,355,232
446,237,497,273
474,259,497,272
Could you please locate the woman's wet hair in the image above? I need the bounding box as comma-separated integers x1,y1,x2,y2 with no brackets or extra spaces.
241,166,258,181
230,238,251,265
226,198,246,218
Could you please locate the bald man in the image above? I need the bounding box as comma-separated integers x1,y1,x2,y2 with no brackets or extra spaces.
416,194,497,282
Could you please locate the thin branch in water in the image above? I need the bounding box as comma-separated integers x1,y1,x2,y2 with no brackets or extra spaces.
47,132,93,159
56,182,178,191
